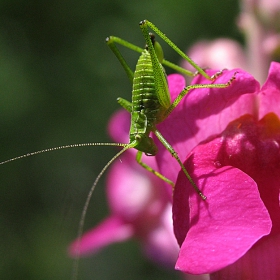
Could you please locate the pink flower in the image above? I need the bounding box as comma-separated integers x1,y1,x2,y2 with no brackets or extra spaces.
166,62,280,279
70,60,280,278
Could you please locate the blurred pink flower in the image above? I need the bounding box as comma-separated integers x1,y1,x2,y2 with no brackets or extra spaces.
182,39,247,72
241,0,280,27
238,0,280,84
69,109,180,268
169,62,280,279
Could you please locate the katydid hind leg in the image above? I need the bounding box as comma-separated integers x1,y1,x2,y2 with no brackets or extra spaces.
139,20,212,80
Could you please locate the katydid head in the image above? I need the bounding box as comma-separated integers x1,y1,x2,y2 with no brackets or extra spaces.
133,134,158,156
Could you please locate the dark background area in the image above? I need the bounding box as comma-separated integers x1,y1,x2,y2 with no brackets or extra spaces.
0,1,240,279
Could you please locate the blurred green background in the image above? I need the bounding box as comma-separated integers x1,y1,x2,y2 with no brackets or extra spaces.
0,1,240,279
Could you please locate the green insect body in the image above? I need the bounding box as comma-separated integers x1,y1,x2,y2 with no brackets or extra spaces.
112,35,170,156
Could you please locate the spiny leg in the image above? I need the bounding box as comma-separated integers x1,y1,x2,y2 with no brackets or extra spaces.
164,72,237,118
154,130,207,200
136,151,174,187
139,20,212,81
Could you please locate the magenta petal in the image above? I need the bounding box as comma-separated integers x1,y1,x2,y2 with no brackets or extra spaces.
68,215,133,257
173,164,272,274
211,234,280,280
259,62,280,119
155,70,260,184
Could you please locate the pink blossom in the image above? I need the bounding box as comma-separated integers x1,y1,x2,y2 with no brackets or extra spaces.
168,62,280,279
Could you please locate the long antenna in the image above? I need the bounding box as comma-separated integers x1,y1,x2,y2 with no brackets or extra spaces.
71,144,131,280
0,142,127,165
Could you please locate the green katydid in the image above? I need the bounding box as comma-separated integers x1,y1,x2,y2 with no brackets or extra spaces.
0,19,236,197
0,19,236,279
104,20,236,199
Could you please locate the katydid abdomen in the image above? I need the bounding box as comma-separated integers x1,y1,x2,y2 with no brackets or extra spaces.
132,49,167,124
129,49,167,156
